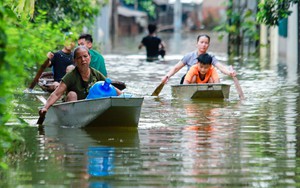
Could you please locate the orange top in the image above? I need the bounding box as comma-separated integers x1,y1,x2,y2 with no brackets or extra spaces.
184,64,219,83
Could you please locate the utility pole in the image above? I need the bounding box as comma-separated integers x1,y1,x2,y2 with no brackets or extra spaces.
227,0,233,55
173,0,182,32
111,0,119,49
111,0,119,36
298,3,300,72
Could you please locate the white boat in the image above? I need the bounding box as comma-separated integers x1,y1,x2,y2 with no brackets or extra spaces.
171,84,231,99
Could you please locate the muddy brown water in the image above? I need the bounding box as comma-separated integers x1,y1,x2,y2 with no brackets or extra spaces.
3,32,300,187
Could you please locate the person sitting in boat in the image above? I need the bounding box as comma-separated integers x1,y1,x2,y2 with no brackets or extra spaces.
39,46,122,116
138,23,166,62
78,33,107,77
45,36,75,91
161,34,235,84
183,53,220,84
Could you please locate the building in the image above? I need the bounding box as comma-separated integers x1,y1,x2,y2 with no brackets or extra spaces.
117,6,147,36
263,3,298,75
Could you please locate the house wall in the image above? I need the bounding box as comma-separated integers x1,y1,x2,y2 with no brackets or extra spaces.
272,4,298,74
286,4,298,75
201,0,227,29
93,4,111,46
118,16,141,36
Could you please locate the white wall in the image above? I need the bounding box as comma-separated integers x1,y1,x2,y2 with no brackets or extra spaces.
286,4,298,73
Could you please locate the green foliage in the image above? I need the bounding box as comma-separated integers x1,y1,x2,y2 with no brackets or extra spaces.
215,0,299,56
33,0,105,31
257,0,299,26
0,126,24,170
214,3,258,37
0,0,104,170
10,0,35,18
214,1,259,56
123,0,156,18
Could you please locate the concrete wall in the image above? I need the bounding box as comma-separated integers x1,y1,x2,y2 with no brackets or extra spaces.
286,4,298,68
286,4,298,76
277,4,298,70
264,3,298,73
201,0,227,28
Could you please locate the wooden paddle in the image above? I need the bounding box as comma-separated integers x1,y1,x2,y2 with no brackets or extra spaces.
36,95,47,125
151,82,165,96
230,66,245,100
28,58,50,90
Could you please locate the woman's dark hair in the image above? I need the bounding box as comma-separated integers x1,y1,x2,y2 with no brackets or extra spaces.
73,46,90,59
197,34,210,43
196,53,212,65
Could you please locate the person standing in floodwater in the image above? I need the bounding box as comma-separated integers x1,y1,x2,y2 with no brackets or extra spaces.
138,24,166,62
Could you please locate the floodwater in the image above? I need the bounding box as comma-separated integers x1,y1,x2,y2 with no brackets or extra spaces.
3,31,300,187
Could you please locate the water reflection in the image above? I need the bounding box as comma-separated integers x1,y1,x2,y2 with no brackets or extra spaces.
33,126,139,187
87,146,114,177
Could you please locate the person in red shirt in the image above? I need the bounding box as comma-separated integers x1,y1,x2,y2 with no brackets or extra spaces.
183,53,220,84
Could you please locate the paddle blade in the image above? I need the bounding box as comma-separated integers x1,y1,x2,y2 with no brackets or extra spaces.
37,111,46,125
36,95,47,125
151,82,165,96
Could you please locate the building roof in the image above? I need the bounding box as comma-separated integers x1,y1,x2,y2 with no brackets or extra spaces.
117,6,147,17
154,0,203,5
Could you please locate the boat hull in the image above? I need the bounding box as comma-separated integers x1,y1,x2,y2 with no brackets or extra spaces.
43,97,144,128
171,84,231,99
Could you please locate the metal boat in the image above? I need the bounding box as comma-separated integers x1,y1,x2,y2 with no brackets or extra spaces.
171,84,231,99
38,72,55,92
43,96,144,128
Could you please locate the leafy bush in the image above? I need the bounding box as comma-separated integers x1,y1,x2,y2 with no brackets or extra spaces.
257,0,299,26
0,0,103,170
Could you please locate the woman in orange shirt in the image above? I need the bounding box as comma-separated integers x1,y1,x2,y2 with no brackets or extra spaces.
183,53,220,84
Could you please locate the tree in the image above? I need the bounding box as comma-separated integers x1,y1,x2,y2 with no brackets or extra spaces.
257,0,299,26
214,0,299,57
33,0,106,31
123,0,156,19
214,0,259,57
0,0,103,170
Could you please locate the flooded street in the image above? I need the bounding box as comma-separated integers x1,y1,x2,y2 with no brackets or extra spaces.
3,32,300,187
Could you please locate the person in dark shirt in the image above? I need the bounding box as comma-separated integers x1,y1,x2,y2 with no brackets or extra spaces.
46,38,75,90
138,24,166,62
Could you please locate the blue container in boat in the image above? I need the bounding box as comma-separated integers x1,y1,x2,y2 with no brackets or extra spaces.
86,78,117,99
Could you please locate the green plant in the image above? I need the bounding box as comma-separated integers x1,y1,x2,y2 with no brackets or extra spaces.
257,0,299,26
214,1,259,56
123,0,156,18
0,0,104,170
